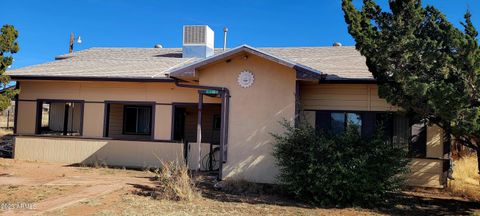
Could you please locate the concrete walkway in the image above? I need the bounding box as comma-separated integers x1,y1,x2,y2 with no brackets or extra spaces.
1,175,138,216
0,160,154,216
2,184,124,216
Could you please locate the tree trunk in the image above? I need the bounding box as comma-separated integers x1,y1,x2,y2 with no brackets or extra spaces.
477,149,480,175
473,138,480,175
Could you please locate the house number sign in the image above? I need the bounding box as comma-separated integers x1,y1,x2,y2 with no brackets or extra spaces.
237,70,255,88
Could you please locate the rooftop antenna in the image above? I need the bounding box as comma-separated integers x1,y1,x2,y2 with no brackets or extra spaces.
223,26,228,51
69,33,82,53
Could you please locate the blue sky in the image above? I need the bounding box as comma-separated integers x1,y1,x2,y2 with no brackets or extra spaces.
2,0,479,69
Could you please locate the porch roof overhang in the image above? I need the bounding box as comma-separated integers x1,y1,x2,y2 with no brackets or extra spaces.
167,45,326,80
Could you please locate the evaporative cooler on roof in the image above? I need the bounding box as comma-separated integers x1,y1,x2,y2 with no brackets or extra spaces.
182,25,214,58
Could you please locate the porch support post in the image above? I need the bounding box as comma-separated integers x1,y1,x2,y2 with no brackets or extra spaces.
219,92,226,178
13,81,20,134
196,91,203,171
63,103,70,136
294,80,300,127
222,91,230,162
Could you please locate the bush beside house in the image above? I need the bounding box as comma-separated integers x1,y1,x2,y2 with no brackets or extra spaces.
273,121,410,206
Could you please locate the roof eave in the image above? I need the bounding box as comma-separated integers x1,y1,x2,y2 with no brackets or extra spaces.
10,75,174,83
320,78,377,84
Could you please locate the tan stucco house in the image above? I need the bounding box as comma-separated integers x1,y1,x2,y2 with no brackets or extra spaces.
7,26,449,188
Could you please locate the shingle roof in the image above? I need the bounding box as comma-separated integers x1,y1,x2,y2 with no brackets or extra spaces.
168,45,325,80
6,46,373,81
262,47,372,80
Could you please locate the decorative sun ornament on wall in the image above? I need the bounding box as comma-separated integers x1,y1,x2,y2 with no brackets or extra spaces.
237,70,255,88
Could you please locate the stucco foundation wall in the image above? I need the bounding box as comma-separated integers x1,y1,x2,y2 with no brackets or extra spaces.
14,136,184,168
198,54,296,184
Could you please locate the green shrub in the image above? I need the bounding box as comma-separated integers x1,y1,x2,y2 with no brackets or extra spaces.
272,121,409,207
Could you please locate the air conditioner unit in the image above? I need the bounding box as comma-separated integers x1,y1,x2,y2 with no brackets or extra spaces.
182,25,214,58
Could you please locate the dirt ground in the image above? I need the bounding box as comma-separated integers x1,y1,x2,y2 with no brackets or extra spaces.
1,158,480,216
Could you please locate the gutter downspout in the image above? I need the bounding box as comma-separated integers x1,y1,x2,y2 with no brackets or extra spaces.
171,77,230,180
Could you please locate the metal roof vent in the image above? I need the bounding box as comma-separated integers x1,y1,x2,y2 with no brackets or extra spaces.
182,25,214,58
333,42,342,47
154,44,163,48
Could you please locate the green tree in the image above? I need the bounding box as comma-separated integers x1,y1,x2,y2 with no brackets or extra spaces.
342,0,480,173
0,24,19,111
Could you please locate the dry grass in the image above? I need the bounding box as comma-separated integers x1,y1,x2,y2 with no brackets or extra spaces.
0,185,79,203
48,189,375,216
0,115,14,129
448,155,480,201
0,128,12,136
149,161,200,201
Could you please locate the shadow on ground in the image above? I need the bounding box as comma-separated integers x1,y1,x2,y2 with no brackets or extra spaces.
130,173,480,216
380,191,480,216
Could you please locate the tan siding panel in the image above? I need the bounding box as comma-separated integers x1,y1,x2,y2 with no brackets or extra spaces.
405,173,443,188
48,103,64,131
302,101,368,111
108,104,123,137
306,95,369,101
427,125,444,158
406,158,444,188
300,83,398,111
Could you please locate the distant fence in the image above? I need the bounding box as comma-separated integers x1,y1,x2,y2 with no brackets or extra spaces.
0,103,15,129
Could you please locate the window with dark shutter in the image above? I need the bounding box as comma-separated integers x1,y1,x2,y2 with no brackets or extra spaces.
362,112,377,137
375,113,394,139
315,111,330,132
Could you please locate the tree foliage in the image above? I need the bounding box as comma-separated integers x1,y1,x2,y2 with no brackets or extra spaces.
272,121,409,207
0,24,19,111
342,0,480,171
